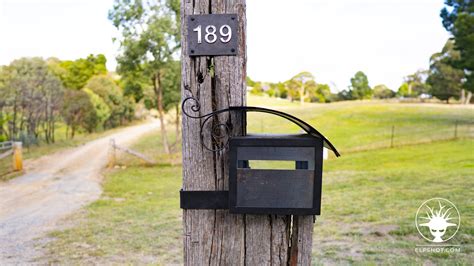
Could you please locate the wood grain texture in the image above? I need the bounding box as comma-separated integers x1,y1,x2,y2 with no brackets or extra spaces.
181,0,314,264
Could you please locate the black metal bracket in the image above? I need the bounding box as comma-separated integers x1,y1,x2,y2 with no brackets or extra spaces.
181,92,340,156
180,189,317,222
180,190,229,209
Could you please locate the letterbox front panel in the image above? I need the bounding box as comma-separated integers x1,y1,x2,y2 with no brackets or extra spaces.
236,169,314,208
229,135,324,215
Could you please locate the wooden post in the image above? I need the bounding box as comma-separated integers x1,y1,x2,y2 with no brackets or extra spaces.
181,1,314,264
12,142,23,171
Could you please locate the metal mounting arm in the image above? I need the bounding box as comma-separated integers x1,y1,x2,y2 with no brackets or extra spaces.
182,93,340,156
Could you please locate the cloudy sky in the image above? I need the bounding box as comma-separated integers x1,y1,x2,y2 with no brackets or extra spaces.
0,0,450,91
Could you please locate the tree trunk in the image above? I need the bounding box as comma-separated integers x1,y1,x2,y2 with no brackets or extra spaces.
181,1,314,265
154,73,171,154
51,119,55,143
466,91,472,104
299,86,305,105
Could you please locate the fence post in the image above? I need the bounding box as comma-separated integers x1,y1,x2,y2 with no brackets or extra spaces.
12,142,23,171
454,120,458,139
108,139,116,168
390,125,395,148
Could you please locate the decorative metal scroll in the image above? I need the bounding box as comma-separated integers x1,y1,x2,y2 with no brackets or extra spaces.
182,95,340,156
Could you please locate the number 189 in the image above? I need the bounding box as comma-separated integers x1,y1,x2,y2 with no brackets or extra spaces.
193,24,232,44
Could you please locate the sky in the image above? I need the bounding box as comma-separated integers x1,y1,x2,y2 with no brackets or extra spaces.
0,0,451,91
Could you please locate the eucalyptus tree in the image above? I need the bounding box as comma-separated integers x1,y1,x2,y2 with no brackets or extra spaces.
109,0,180,154
0,58,64,144
287,71,316,105
349,71,372,100
403,70,430,97
373,84,395,99
61,90,96,138
84,75,134,128
441,0,474,101
50,54,107,90
427,40,465,103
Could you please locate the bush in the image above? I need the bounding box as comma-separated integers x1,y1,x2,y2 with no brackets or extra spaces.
373,84,395,99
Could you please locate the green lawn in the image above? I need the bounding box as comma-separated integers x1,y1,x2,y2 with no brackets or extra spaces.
43,96,474,264
248,96,474,153
315,139,473,264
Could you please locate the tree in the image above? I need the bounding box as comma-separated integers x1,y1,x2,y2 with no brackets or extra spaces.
109,0,180,154
349,71,372,99
83,88,111,130
373,84,395,99
122,77,145,102
397,83,410,97
441,0,474,102
0,67,8,141
287,71,316,105
61,90,96,138
0,57,64,144
55,54,107,90
0,66,10,141
84,75,134,128
249,82,264,96
276,82,288,99
160,60,181,146
427,40,465,103
246,76,256,87
316,84,332,102
404,70,430,97
336,89,352,101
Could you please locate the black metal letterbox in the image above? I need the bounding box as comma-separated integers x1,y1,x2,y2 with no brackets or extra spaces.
229,134,323,215
179,106,340,216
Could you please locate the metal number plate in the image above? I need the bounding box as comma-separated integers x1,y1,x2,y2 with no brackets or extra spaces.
187,14,238,56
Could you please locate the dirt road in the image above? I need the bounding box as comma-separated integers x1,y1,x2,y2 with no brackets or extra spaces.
0,121,159,264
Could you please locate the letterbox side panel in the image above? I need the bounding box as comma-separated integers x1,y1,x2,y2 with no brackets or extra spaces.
235,169,314,209
313,138,324,214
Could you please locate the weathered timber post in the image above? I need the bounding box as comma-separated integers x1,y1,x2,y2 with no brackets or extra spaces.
12,142,23,171
180,1,314,264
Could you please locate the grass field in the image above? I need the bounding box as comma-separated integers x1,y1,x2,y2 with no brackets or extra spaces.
42,96,473,264
247,96,474,153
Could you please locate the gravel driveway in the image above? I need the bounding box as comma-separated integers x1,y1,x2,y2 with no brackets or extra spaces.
0,121,159,264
